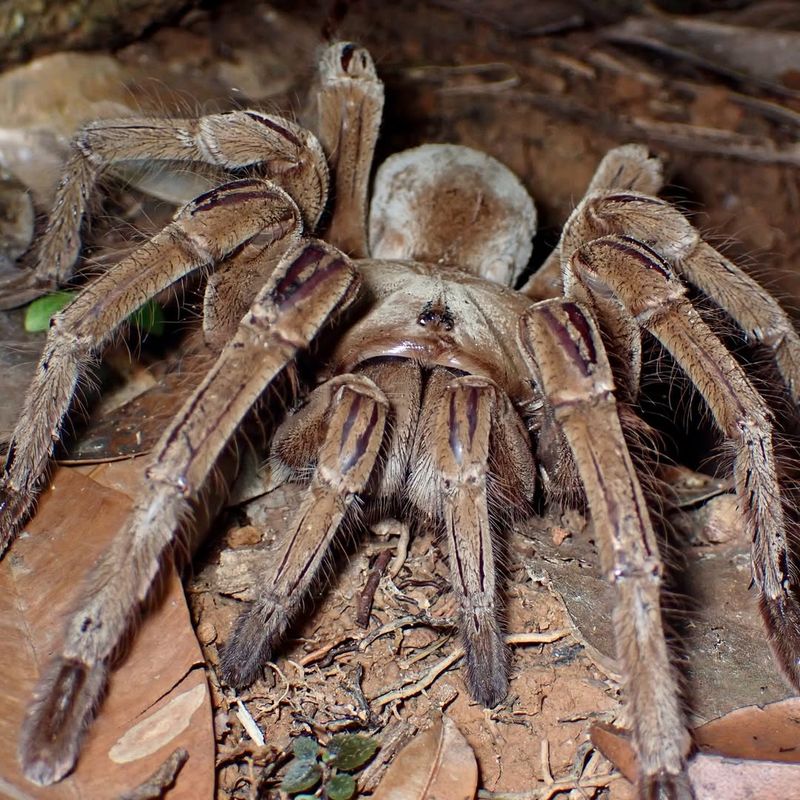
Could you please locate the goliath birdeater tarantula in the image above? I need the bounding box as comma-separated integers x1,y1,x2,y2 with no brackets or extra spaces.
2,41,800,798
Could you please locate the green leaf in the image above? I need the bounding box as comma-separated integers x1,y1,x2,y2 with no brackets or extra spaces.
326,773,356,800
325,733,379,771
24,291,76,332
292,735,320,762
280,759,322,794
23,293,164,336
129,298,165,336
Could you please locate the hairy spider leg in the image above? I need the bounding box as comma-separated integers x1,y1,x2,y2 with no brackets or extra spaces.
521,299,692,799
19,240,358,785
0,180,304,553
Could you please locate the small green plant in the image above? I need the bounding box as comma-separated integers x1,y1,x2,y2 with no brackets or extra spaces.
280,732,379,800
24,291,165,336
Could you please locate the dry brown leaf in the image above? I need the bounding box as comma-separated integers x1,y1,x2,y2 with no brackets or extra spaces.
371,716,478,800
592,699,800,799
688,755,800,799
0,463,214,798
535,527,792,720
589,724,638,783
64,367,207,464
694,697,800,762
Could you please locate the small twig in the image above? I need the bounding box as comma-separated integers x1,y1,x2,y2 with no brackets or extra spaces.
356,549,393,627
403,633,453,667
348,662,376,723
298,635,356,666
358,613,457,651
402,62,520,94
216,740,275,767
116,748,188,800
372,649,463,708
477,771,619,800
371,630,571,708
257,660,292,713
541,739,554,785
505,631,572,646
388,523,410,578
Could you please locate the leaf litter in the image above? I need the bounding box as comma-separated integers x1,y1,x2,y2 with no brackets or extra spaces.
3,1,800,798
0,464,214,798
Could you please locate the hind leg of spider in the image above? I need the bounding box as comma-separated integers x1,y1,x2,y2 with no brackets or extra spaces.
520,144,664,301
559,186,800,405
521,300,692,799
0,108,329,308
19,240,357,785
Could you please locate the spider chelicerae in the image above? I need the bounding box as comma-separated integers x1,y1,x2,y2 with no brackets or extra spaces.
1,40,799,799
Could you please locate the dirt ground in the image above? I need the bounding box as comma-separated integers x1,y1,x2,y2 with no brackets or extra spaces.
2,1,800,798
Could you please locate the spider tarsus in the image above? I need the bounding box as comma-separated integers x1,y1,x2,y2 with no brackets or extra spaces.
760,592,800,689
462,615,509,708
641,769,695,800
20,658,106,785
219,602,287,689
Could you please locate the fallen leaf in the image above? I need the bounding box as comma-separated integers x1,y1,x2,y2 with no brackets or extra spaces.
589,724,637,783
694,698,800,763
689,754,800,800
371,716,477,800
0,464,214,798
532,523,792,720
62,367,206,463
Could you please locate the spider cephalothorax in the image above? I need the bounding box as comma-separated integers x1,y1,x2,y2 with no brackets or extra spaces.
2,41,800,800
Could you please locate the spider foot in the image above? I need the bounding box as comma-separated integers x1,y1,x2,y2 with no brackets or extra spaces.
641,770,695,800
0,479,34,557
462,614,509,708
20,657,106,785
219,601,286,689
760,592,800,689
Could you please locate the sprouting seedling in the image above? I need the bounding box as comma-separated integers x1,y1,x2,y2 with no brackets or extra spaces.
280,732,379,800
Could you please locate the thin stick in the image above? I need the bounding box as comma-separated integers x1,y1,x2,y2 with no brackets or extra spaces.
477,771,619,800
358,613,457,651
235,699,265,746
356,549,393,627
371,630,570,707
298,634,355,666
540,739,554,785
388,523,410,578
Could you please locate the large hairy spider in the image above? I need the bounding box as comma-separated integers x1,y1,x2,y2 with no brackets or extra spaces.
2,41,800,799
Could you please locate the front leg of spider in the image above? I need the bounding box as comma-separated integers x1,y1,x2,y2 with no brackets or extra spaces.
19,241,358,785
0,179,303,555
521,300,692,799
